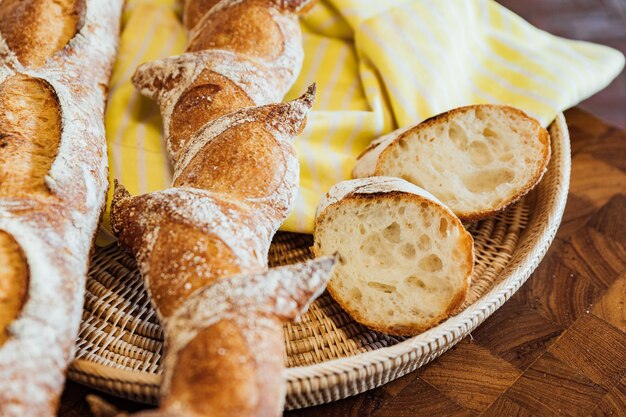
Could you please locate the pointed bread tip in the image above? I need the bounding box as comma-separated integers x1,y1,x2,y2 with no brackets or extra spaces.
109,180,132,235
299,83,316,109
112,180,131,202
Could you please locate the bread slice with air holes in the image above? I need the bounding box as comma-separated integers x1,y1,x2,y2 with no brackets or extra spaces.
312,177,474,336
352,105,551,222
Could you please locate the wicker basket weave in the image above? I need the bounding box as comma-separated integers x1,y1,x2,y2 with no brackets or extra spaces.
69,114,570,409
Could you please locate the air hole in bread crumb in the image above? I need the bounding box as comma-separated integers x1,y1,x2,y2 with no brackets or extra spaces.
401,175,420,188
401,243,416,259
419,254,443,272
399,206,405,215
469,141,492,166
439,218,449,237
432,159,445,173
410,308,423,316
406,275,426,288
367,281,396,293
359,224,366,235
423,218,432,228
499,153,514,162
418,234,431,251
382,222,401,243
378,257,393,268
483,126,499,140
475,107,489,121
387,309,395,316
462,168,515,193
398,137,409,150
448,121,469,150
350,287,362,301
421,202,428,209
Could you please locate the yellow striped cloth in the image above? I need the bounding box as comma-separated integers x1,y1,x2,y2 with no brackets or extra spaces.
105,0,624,233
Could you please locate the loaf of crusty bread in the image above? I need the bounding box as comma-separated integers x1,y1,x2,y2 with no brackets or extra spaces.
353,105,551,221
105,1,334,417
0,1,123,416
313,177,474,336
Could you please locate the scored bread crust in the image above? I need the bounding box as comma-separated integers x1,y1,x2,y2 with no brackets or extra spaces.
313,177,474,336
105,2,331,417
353,105,551,222
0,1,123,416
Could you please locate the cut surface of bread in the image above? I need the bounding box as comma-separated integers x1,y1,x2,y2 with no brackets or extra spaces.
313,177,474,336
353,105,551,221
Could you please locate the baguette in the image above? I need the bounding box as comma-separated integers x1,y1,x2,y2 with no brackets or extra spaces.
313,177,474,336
353,105,551,221
0,1,123,415
105,2,333,416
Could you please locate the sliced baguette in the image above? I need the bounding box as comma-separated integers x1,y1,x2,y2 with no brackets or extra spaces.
313,177,474,336
353,105,551,221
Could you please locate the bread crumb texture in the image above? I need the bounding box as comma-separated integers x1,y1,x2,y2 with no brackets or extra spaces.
356,105,550,221
314,177,474,336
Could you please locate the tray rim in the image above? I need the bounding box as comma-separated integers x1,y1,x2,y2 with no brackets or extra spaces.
69,113,571,409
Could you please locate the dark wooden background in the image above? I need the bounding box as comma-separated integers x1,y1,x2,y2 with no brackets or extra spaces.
59,2,626,416
499,0,626,128
283,107,626,417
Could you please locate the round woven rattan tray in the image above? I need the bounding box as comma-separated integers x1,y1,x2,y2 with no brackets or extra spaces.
69,114,570,410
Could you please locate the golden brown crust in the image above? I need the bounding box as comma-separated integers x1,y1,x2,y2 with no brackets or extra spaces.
371,104,551,222
169,69,255,154
147,224,244,317
0,74,61,197
182,0,221,30
163,317,284,417
174,122,287,196
313,191,474,337
0,0,84,68
0,1,122,414
110,92,314,320
186,1,285,59
109,183,262,319
111,2,319,416
0,231,28,346
183,0,317,52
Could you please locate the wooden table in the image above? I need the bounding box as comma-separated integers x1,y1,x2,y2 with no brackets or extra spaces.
59,108,626,417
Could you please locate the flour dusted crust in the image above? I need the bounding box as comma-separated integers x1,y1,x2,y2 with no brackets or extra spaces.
0,1,123,416
132,0,309,160
110,88,315,319
162,257,336,394
104,2,331,417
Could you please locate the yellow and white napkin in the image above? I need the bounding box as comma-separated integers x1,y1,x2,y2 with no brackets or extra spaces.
105,0,624,233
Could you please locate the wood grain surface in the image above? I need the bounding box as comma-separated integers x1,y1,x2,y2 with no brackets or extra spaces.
58,107,626,417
